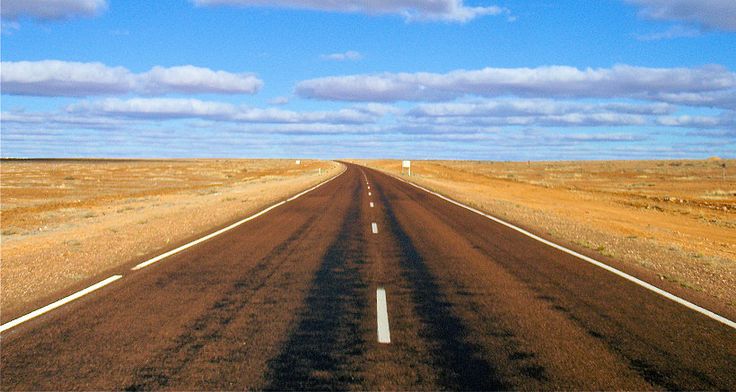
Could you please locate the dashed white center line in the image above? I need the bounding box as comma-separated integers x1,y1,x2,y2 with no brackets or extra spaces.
367,186,370,190
0,275,123,333
368,192,372,196
376,288,391,344
370,202,374,208
371,222,378,234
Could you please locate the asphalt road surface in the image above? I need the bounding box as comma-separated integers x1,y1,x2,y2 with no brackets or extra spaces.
2,163,735,390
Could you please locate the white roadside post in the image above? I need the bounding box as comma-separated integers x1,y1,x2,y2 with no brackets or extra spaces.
402,160,411,176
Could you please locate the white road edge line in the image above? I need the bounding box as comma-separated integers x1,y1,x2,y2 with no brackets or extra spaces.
390,173,736,330
377,288,391,344
371,222,378,234
0,275,123,333
132,165,346,271
370,202,374,208
0,165,346,335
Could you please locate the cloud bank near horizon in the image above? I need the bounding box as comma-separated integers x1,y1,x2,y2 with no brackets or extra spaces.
3,36,734,159
295,65,736,109
2,61,733,146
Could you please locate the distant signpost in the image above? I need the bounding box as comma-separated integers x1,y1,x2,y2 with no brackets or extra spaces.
402,160,411,176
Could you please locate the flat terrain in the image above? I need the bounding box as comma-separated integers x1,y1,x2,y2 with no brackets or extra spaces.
0,159,339,315
357,159,736,312
2,163,734,390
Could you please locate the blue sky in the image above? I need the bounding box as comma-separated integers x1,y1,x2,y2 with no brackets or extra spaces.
1,0,735,159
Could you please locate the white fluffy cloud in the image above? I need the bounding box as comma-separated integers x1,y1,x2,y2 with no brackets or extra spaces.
193,0,507,22
407,112,648,128
405,99,678,127
68,98,238,119
405,99,736,129
656,112,735,128
634,25,701,41
654,91,736,110
409,99,674,117
1,0,107,21
268,96,290,105
320,51,363,62
1,110,134,129
2,61,132,96
1,60,263,96
65,98,376,124
295,65,736,106
559,133,647,142
626,0,736,31
140,65,263,94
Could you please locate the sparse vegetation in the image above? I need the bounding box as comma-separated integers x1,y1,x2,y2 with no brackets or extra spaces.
64,239,81,248
704,189,736,198
1,227,20,236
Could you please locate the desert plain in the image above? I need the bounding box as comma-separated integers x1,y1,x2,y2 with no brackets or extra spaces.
2,157,735,321
0,159,340,318
358,158,736,315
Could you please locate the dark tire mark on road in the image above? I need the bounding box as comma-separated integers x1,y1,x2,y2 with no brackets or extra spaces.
3,164,735,390
125,210,324,390
265,179,369,391
370,167,736,390
377,189,507,391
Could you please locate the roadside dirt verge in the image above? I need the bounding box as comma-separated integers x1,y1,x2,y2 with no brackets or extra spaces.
356,159,736,312
1,159,340,317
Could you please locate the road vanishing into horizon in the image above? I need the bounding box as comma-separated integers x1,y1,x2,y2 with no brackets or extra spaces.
2,162,735,390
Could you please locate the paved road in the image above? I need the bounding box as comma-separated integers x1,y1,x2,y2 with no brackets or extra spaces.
2,163,735,390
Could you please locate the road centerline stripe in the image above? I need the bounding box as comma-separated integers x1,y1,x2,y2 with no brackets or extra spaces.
377,288,391,344
371,222,378,234
368,192,372,196
0,275,123,333
370,202,374,208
